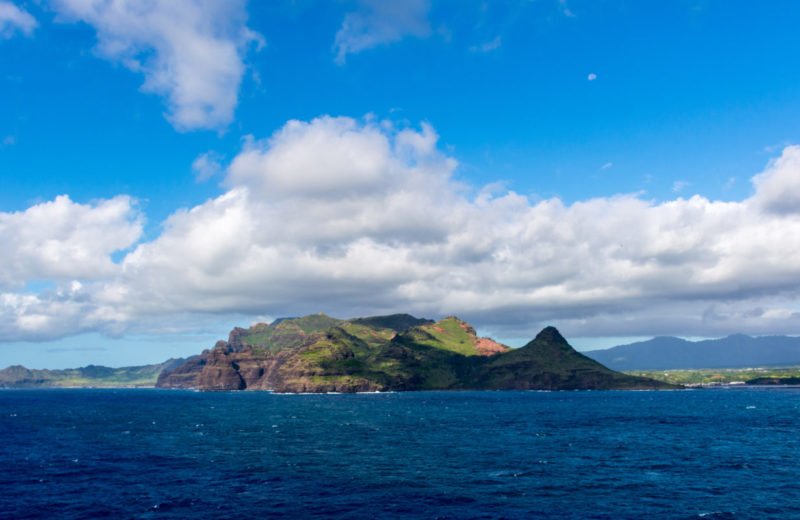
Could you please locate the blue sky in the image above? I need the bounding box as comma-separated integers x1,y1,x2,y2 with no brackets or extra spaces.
2,0,800,368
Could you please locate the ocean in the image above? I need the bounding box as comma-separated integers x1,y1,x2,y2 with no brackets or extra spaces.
1,388,798,519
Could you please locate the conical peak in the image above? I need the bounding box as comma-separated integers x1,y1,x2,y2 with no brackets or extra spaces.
534,326,568,345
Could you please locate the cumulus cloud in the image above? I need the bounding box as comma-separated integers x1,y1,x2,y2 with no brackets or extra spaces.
0,195,142,290
333,0,430,64
587,72,597,81
52,0,263,131
5,118,800,342
1,287,108,342
0,1,37,38
0,196,142,341
751,145,800,214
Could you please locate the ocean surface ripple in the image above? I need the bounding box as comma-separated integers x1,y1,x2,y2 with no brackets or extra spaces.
1,388,798,519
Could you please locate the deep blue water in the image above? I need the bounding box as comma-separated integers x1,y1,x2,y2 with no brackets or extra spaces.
1,389,799,519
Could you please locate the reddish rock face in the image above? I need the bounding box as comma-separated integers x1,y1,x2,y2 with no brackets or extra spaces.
156,356,205,388
457,321,478,336
194,344,243,390
226,328,249,352
198,365,245,390
475,337,511,356
155,335,305,392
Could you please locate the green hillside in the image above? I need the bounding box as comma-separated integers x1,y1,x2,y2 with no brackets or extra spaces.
233,313,345,352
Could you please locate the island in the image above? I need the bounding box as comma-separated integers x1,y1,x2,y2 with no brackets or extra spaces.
156,314,676,392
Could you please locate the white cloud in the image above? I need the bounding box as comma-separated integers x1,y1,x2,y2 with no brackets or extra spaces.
333,0,431,65
0,1,37,38
751,144,800,214
225,117,452,202
1,288,109,342
587,72,597,81
192,151,224,182
6,118,800,342
0,195,142,290
469,36,501,54
601,162,613,170
52,0,264,131
0,195,142,341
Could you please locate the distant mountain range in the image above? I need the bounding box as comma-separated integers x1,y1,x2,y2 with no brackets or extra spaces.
584,334,800,370
0,358,186,388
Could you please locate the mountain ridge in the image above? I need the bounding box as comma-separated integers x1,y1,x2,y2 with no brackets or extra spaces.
584,334,800,370
0,358,186,388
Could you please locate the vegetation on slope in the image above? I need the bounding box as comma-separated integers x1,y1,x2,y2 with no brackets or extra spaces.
349,313,433,333
235,313,437,353
233,313,345,352
396,316,510,357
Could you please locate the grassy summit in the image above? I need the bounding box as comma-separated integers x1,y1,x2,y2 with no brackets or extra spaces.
231,313,345,352
397,316,509,356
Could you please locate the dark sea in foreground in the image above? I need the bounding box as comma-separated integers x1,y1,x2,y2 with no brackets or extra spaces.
1,389,798,519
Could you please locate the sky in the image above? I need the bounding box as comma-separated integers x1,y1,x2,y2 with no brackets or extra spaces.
2,0,800,368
